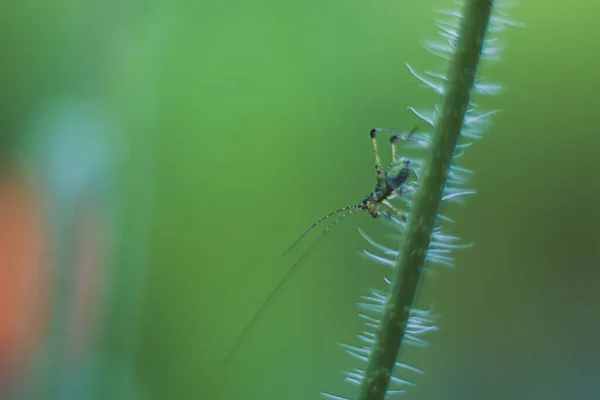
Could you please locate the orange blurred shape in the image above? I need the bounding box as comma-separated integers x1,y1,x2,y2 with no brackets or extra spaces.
0,173,48,385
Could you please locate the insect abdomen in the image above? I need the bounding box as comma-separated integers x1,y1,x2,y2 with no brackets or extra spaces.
384,160,410,189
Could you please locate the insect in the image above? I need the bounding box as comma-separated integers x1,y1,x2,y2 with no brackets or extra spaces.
222,127,425,365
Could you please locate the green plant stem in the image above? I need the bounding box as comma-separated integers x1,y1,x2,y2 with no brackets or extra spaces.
357,1,493,400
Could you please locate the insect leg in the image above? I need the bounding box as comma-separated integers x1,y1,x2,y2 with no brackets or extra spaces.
389,127,418,160
369,129,385,186
382,199,407,222
390,134,398,160
390,127,419,158
373,127,426,156
396,182,418,196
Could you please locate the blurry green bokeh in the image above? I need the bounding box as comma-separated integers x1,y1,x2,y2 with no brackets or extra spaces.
2,1,600,399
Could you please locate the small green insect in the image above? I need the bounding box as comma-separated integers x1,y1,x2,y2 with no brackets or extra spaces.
283,126,424,254
223,127,425,364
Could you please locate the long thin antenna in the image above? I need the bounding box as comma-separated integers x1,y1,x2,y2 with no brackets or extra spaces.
282,204,363,256
222,204,363,365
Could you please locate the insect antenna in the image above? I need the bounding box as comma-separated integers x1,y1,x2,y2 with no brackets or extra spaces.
282,204,363,256
222,204,363,365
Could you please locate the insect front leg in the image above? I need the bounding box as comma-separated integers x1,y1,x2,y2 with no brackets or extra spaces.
382,199,407,222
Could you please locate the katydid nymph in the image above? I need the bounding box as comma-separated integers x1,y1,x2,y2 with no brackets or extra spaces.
222,127,425,364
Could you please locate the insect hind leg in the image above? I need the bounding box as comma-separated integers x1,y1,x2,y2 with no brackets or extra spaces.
369,129,385,186
372,126,425,160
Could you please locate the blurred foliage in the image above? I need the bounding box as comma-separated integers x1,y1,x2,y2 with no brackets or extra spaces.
2,0,600,399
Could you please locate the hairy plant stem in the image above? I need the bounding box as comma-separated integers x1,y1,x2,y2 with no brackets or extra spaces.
357,1,494,400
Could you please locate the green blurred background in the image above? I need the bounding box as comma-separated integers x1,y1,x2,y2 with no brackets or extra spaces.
1,0,599,399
